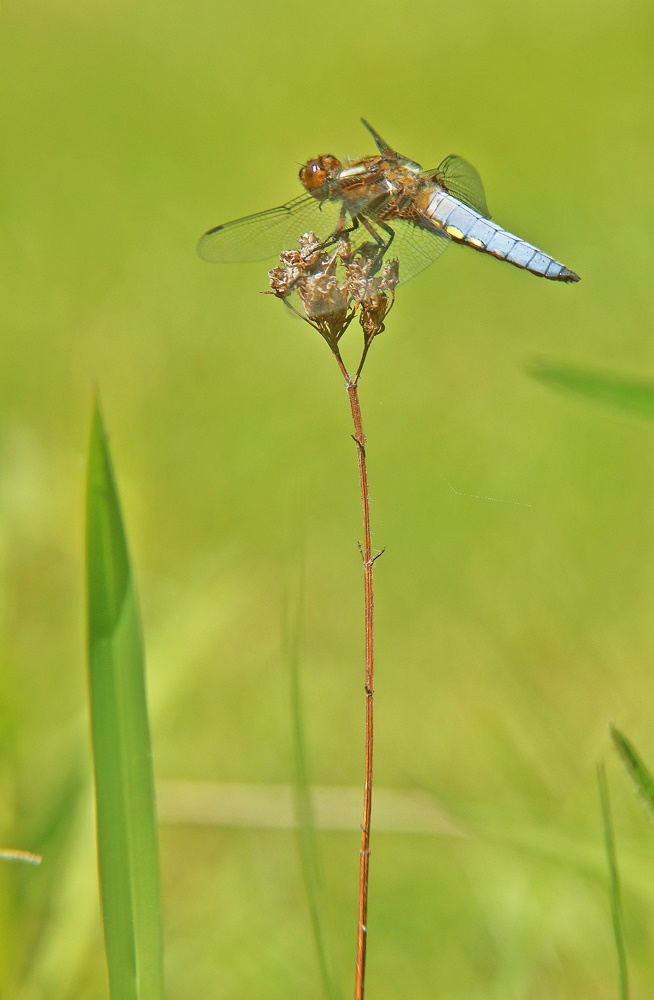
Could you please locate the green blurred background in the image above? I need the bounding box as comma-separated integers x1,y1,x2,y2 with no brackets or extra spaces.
2,0,654,996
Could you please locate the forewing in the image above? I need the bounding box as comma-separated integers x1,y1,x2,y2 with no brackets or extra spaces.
198,193,346,263
429,155,490,218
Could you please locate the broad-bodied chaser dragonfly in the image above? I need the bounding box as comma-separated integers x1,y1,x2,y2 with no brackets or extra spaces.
198,120,580,285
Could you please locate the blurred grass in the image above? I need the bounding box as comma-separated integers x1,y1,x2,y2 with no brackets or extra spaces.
86,402,164,999
531,360,654,421
598,763,629,1000
2,0,654,997
612,727,654,824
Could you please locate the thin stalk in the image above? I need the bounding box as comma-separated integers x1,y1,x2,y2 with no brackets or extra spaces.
332,345,378,1000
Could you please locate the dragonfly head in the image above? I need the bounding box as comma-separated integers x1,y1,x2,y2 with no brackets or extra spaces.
299,154,341,199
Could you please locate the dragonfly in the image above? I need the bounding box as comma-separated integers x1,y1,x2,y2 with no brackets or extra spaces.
198,119,580,286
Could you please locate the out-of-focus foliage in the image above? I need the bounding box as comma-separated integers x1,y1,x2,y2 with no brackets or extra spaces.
612,727,654,824
597,764,629,1000
532,361,654,421
86,402,164,1000
1,0,654,997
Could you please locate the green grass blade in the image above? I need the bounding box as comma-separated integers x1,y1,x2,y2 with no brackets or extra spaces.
286,562,340,1000
611,725,654,823
597,763,629,1000
86,400,164,1000
530,361,654,421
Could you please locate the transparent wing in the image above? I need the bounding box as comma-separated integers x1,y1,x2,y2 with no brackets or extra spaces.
199,178,451,286
428,155,490,218
198,193,348,263
355,213,452,284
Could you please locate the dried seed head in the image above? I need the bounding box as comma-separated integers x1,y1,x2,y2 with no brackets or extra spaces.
267,232,398,349
360,290,392,340
380,259,400,291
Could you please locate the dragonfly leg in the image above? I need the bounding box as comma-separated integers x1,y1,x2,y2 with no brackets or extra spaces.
300,208,360,259
298,209,395,278
359,215,395,274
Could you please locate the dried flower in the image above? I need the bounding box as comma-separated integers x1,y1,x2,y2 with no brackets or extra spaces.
267,232,398,352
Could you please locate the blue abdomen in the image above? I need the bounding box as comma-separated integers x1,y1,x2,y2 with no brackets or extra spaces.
420,188,579,283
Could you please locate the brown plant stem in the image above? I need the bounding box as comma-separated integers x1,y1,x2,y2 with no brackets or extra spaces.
332,344,377,1000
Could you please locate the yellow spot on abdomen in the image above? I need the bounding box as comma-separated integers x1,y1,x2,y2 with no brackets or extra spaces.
468,237,484,249
446,225,464,240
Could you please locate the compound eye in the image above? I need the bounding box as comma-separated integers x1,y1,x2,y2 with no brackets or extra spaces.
299,158,328,193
